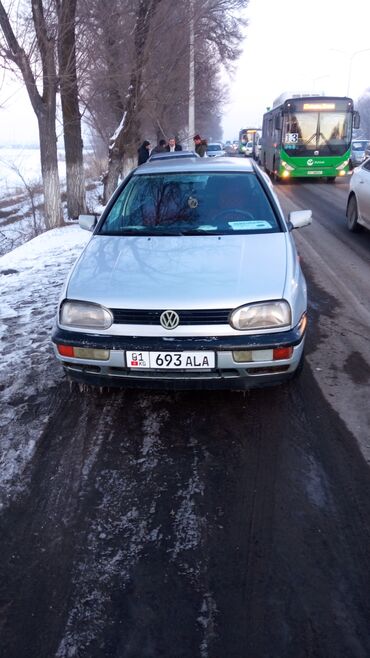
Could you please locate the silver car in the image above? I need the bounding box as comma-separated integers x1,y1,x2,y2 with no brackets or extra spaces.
350,139,370,169
206,143,226,158
52,157,312,390
346,157,370,232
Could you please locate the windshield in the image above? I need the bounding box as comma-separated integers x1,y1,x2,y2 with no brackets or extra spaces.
99,173,281,236
283,111,352,156
351,140,369,151
207,144,222,151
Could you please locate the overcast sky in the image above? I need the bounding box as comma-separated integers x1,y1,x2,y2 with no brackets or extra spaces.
0,0,370,146
221,0,370,140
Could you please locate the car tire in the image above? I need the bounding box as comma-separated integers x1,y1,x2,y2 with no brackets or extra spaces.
346,195,361,232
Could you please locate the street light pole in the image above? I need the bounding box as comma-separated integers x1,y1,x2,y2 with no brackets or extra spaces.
330,48,370,97
188,0,195,150
346,48,370,96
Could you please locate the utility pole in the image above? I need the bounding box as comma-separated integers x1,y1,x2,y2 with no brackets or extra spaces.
188,0,195,149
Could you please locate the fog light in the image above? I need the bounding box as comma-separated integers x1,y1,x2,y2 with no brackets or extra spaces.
74,347,110,360
233,349,273,362
233,350,252,362
338,170,346,176
282,170,290,178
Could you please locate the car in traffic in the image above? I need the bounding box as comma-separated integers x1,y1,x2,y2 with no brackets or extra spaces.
349,139,370,169
52,157,312,390
346,157,370,232
206,142,226,157
239,141,253,157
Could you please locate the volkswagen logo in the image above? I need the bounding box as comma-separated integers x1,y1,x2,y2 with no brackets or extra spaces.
160,310,180,330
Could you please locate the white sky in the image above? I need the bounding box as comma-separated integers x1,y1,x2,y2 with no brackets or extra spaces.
1,0,370,146
221,0,370,140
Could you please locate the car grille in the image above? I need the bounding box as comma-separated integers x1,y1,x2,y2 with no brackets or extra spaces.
111,308,231,325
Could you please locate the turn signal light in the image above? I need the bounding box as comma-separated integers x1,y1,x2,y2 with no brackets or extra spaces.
273,347,293,360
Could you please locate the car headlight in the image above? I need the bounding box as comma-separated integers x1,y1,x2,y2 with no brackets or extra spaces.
60,300,113,329
230,301,291,331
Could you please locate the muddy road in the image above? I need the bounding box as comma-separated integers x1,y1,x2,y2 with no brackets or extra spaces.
1,179,370,658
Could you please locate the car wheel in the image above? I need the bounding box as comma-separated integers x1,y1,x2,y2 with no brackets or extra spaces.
346,195,361,232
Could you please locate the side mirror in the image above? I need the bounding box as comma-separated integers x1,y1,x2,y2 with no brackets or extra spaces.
288,209,312,229
353,111,360,130
78,214,97,231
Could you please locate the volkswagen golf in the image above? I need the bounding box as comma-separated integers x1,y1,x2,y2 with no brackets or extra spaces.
52,157,312,389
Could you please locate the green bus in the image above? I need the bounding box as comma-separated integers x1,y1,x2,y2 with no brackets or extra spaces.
259,94,360,182
238,128,260,155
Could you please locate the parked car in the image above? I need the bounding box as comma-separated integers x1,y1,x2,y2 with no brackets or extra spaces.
349,139,370,169
206,142,226,157
52,157,312,390
346,157,370,232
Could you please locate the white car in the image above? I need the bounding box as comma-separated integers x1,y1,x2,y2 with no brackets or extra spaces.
346,157,370,232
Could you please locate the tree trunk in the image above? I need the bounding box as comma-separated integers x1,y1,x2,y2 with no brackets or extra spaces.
0,0,63,229
102,0,163,204
58,0,86,219
38,110,63,229
104,146,124,202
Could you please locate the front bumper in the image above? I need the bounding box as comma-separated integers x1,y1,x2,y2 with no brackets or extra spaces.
51,323,306,390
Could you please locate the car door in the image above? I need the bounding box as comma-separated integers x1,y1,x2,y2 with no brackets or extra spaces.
357,160,370,227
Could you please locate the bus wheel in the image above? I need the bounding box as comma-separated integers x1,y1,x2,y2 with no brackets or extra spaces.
326,177,336,183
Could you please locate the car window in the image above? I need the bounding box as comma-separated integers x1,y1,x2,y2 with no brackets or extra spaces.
207,144,222,151
99,173,281,236
363,159,370,172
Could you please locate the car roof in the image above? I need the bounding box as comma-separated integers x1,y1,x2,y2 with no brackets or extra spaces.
135,157,255,175
148,150,199,161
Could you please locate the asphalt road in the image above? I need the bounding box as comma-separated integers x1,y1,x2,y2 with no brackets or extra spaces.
1,178,370,658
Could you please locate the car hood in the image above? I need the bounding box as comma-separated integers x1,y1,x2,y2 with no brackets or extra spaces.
66,233,289,308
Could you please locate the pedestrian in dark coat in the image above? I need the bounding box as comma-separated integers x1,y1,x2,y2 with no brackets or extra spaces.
137,140,151,165
151,139,167,154
165,137,183,152
193,134,207,157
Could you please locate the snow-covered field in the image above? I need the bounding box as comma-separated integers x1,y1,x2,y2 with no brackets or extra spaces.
0,146,66,195
0,225,90,508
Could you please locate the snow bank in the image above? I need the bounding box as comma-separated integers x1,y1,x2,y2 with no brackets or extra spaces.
0,225,90,508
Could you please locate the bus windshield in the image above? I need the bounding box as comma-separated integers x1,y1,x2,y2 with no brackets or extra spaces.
283,111,352,156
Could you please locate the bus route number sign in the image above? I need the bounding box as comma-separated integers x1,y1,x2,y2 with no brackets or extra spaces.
285,133,299,143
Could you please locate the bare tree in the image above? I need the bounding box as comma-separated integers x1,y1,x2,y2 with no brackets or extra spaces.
357,90,370,138
0,0,63,229
56,0,86,218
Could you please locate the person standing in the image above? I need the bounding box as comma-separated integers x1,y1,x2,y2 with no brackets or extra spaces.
137,140,151,165
193,134,207,157
166,137,182,152
151,139,167,154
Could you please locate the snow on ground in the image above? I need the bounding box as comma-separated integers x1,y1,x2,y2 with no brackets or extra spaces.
0,225,90,508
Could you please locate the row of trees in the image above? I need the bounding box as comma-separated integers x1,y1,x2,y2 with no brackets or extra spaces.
0,0,248,228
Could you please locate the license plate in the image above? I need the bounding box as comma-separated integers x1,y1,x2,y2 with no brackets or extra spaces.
126,351,215,370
